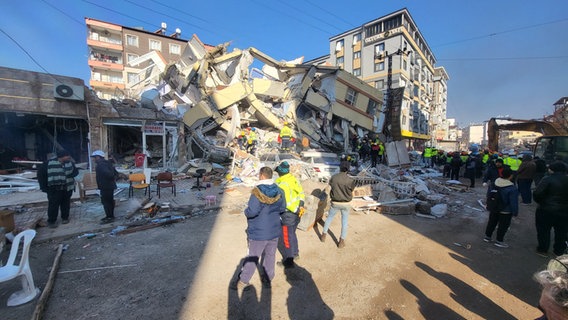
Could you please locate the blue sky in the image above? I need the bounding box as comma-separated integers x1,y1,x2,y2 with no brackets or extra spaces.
1,0,567,126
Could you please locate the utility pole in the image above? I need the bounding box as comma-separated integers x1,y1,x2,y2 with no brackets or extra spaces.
382,48,408,142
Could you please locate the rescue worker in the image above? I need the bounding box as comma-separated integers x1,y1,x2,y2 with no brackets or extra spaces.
237,129,247,150
274,161,305,268
378,141,385,164
246,127,258,155
370,136,381,167
279,121,293,152
422,146,432,168
504,151,522,183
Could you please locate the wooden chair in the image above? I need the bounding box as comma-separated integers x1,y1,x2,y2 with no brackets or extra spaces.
156,172,176,198
78,172,98,202
128,173,149,198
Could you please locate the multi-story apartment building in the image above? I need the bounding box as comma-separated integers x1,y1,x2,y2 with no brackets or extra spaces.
86,18,197,100
306,8,448,148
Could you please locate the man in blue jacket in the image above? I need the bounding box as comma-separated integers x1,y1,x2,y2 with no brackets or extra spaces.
231,167,286,291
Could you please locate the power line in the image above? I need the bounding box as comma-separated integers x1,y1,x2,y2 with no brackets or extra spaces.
248,0,331,35
40,0,84,26
122,0,222,37
0,28,84,100
0,28,52,75
304,0,357,29
275,0,344,33
432,17,568,48
148,0,210,24
438,55,568,62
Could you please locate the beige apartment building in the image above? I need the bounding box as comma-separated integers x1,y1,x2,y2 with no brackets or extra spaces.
307,8,449,148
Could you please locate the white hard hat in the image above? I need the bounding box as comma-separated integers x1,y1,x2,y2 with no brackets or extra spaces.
91,150,106,157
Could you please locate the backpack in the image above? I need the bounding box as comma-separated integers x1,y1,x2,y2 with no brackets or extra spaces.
486,187,503,212
37,160,49,192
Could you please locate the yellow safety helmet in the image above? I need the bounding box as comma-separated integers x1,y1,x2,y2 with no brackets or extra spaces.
283,121,289,125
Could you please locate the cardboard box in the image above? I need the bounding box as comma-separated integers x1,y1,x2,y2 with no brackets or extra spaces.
0,209,15,233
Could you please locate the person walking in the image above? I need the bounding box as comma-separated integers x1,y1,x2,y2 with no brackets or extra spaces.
320,161,356,248
46,150,78,228
231,167,286,290
274,161,305,268
517,154,536,205
91,150,118,224
483,167,519,248
533,161,568,257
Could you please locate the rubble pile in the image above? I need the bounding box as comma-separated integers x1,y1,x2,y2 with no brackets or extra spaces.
127,36,385,162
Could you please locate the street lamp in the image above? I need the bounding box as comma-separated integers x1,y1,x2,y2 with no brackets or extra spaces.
379,47,409,142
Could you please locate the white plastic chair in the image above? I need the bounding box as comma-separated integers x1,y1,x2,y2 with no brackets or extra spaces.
0,229,40,306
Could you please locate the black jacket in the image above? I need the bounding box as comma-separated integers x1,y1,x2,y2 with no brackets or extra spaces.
95,159,117,190
329,172,356,202
533,172,568,217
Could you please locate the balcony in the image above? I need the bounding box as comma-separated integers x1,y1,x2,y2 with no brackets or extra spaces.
89,79,125,90
87,37,122,52
88,52,124,71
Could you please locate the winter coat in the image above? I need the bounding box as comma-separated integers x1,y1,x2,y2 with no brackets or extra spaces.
94,158,118,190
533,173,568,217
47,159,78,192
494,178,519,216
244,180,286,241
329,172,356,203
276,173,305,226
516,160,536,180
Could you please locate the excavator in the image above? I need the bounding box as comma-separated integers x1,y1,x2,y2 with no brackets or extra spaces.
487,117,568,163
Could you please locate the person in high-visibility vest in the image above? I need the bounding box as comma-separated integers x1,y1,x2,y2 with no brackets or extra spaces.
246,128,258,155
279,121,293,152
275,161,305,268
422,146,432,168
378,141,385,164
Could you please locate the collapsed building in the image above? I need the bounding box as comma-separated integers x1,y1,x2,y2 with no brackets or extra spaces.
134,35,387,163
1,36,392,171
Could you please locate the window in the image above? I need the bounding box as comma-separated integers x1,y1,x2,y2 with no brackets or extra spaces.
375,80,384,89
374,62,385,72
169,43,181,55
345,88,357,106
353,51,361,60
365,23,382,37
127,53,139,63
149,39,161,51
337,56,344,65
353,68,361,76
127,72,139,85
367,99,378,115
353,33,361,44
335,40,344,52
374,43,385,57
126,35,138,47
403,59,407,70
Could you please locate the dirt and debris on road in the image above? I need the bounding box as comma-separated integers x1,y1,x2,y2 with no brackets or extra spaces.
0,173,548,320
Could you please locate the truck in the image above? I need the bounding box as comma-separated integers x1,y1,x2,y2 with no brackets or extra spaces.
533,135,568,164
